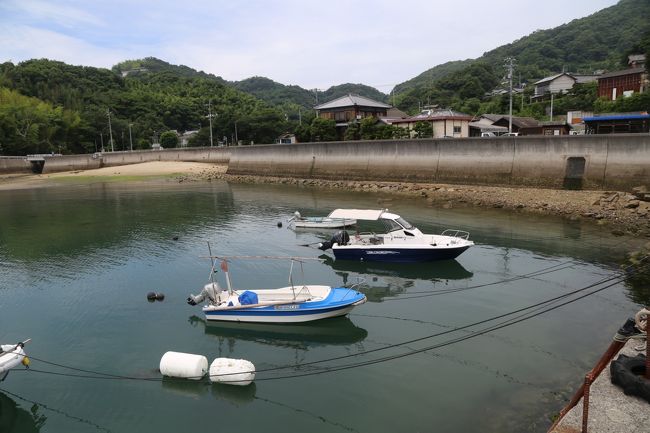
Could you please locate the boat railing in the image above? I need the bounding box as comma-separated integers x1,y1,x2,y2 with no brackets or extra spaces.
441,229,470,240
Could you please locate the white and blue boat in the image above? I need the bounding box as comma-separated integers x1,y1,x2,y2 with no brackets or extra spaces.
288,211,356,229
317,209,474,263
187,256,366,323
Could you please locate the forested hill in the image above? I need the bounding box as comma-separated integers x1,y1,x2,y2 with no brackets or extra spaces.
112,57,227,82
232,77,388,111
392,0,650,113
0,58,292,155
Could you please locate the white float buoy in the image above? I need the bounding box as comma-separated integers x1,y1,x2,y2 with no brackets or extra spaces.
159,351,208,380
209,358,255,386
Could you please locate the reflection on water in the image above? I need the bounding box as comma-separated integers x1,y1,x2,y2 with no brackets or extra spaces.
1,180,647,433
321,255,473,302
0,390,45,433
188,315,368,349
160,378,257,405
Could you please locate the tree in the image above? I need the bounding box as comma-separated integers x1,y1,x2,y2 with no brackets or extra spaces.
412,121,432,138
160,130,179,148
310,117,336,142
344,121,360,140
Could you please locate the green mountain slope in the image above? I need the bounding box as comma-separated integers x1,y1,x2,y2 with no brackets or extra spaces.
0,58,290,154
233,76,388,110
393,0,650,113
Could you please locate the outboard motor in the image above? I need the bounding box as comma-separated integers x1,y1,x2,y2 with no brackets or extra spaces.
318,230,350,251
187,282,224,306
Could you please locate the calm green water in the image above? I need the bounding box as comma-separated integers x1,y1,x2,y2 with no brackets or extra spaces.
0,180,645,433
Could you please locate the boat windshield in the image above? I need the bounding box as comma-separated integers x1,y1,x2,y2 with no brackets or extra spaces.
382,217,414,232
395,217,414,230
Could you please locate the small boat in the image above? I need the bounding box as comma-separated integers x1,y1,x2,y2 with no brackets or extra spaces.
288,211,356,229
0,340,30,381
187,254,366,323
317,209,474,263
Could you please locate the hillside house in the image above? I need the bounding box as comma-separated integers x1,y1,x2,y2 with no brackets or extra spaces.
315,94,392,139
533,72,599,100
391,109,472,138
533,73,577,98
597,54,647,100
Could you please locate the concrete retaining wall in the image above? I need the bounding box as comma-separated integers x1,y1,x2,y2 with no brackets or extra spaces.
0,157,32,174
3,136,649,190
37,147,231,173
227,134,650,190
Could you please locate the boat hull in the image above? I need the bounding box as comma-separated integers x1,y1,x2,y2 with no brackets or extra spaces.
292,218,356,229
332,245,471,263
202,287,366,323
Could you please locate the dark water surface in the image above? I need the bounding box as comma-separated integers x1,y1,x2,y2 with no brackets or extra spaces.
0,180,644,433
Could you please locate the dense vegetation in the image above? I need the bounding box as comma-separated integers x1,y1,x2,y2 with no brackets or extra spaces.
1,0,649,155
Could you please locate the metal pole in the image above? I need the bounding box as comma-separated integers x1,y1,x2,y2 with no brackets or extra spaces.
550,93,554,122
128,123,133,151
507,58,514,134
234,121,238,145
582,374,592,433
107,109,114,152
207,100,214,147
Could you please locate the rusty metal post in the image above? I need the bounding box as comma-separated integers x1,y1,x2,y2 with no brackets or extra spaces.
645,316,650,380
581,374,592,433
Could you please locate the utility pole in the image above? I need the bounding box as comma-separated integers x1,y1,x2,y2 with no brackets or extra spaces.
550,93,554,121
128,123,133,151
206,100,216,147
234,120,238,145
504,57,516,134
107,109,114,152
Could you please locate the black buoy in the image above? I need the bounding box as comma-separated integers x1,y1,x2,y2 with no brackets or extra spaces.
277,221,282,228
146,292,157,302
173,236,179,241
155,292,165,301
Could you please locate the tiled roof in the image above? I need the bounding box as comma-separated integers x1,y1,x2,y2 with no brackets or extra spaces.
314,94,391,110
598,67,646,80
534,73,576,85
391,109,472,124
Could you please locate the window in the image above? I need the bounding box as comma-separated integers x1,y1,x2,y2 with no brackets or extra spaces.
453,126,461,134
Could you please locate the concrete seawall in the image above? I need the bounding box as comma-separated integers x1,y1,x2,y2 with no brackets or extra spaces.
0,156,32,174
2,135,649,190
227,135,650,190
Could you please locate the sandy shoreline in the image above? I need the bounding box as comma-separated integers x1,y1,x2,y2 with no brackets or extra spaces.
2,161,649,238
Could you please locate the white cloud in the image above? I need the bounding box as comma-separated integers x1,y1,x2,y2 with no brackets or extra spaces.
0,0,621,90
3,0,104,28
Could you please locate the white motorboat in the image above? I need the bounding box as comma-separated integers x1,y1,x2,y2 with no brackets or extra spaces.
317,209,474,262
187,255,366,323
288,211,356,229
0,340,30,381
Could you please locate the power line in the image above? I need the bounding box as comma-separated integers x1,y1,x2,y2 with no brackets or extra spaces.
17,259,641,383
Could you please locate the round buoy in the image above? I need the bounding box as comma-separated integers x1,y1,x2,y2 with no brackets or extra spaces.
209,358,255,386
277,222,282,228
156,292,165,301
173,236,179,241
160,351,208,380
146,292,157,302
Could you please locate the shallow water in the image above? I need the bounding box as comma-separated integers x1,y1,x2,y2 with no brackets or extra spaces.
0,180,644,433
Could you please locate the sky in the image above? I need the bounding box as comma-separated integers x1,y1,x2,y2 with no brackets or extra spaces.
0,0,620,92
